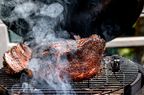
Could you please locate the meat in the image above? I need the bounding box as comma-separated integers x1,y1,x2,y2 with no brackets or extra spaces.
3,35,105,81
61,35,105,81
3,43,32,75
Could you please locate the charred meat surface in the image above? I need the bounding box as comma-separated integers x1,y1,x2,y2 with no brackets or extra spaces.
62,35,105,81
3,43,32,75
3,35,105,81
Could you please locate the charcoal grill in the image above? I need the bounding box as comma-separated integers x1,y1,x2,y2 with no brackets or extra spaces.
0,55,143,95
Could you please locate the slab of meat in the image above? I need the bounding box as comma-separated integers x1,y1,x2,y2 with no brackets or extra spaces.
3,35,105,81
3,43,32,75
61,35,105,81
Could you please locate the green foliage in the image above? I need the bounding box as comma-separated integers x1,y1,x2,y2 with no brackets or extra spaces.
106,48,135,60
118,48,134,59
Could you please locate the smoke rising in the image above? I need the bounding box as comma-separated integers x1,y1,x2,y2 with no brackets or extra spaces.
0,0,76,94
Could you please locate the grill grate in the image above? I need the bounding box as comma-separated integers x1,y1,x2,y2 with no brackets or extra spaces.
0,56,139,95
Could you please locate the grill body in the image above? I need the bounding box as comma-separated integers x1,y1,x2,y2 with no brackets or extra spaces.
0,56,142,95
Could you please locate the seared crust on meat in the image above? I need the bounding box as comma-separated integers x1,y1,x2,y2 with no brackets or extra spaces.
3,43,32,75
3,35,105,81
62,35,105,81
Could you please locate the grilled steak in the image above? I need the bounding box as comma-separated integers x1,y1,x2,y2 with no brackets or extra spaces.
3,35,105,81
61,35,105,81
3,43,32,75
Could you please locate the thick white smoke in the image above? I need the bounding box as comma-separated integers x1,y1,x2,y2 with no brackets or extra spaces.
0,0,76,94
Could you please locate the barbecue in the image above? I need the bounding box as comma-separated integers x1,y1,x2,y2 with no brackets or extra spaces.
3,35,105,81
0,55,141,95
3,43,32,75
1,35,142,95
0,0,144,95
